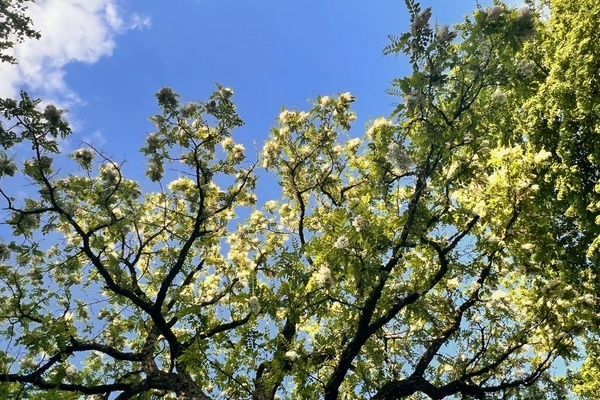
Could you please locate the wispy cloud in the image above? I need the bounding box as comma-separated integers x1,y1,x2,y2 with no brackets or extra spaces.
0,0,150,103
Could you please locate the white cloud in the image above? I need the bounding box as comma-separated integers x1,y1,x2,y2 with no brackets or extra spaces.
0,0,150,102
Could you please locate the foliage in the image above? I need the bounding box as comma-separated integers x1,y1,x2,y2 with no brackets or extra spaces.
0,0,40,64
0,1,599,399
516,0,600,396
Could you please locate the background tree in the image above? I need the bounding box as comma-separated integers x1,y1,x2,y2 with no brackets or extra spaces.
0,0,40,64
514,0,600,396
0,1,598,399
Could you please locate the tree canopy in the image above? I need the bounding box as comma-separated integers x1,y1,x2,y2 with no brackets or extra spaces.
0,0,40,64
1,1,600,399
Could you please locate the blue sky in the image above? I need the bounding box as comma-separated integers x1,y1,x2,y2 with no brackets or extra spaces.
2,0,516,172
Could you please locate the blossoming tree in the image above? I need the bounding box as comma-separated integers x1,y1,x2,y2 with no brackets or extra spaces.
0,0,40,64
1,1,599,399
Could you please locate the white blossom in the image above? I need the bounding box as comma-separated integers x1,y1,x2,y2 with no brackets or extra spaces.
229,144,245,162
219,87,234,99
435,25,456,45
366,117,395,138
351,215,369,232
264,200,277,213
518,60,536,78
491,89,507,104
346,138,361,152
516,7,536,40
385,143,411,173
285,350,300,361
313,264,332,288
262,140,279,169
73,148,94,167
69,273,82,285
248,296,261,314
403,92,426,111
279,110,296,125
221,137,235,150
521,243,534,251
340,92,355,103
485,6,504,21
469,281,482,292
351,248,368,258
19,357,39,370
333,235,349,249
534,149,552,163
298,111,309,123
100,163,120,184
582,294,596,306
447,277,460,290
446,162,460,179
168,177,196,193
410,8,432,34
319,96,334,107
65,364,78,379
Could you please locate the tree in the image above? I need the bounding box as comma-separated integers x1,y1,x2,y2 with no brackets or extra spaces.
514,0,600,396
0,1,598,399
0,0,40,64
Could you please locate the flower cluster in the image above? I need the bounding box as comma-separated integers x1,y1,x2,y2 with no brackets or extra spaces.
263,200,278,213
351,215,369,232
278,110,309,130
346,138,361,153
319,96,334,107
261,140,279,169
366,117,395,139
43,104,64,128
410,7,432,35
222,138,245,164
248,296,261,314
447,277,460,290
515,7,536,41
485,5,504,22
491,89,507,104
313,264,332,288
435,25,457,45
167,176,197,193
100,163,120,185
146,157,164,182
403,92,427,112
219,87,234,100
333,235,349,249
385,142,411,174
517,60,536,78
339,92,355,104
0,153,17,177
73,148,94,169
145,134,161,152
156,87,179,109
533,149,552,163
